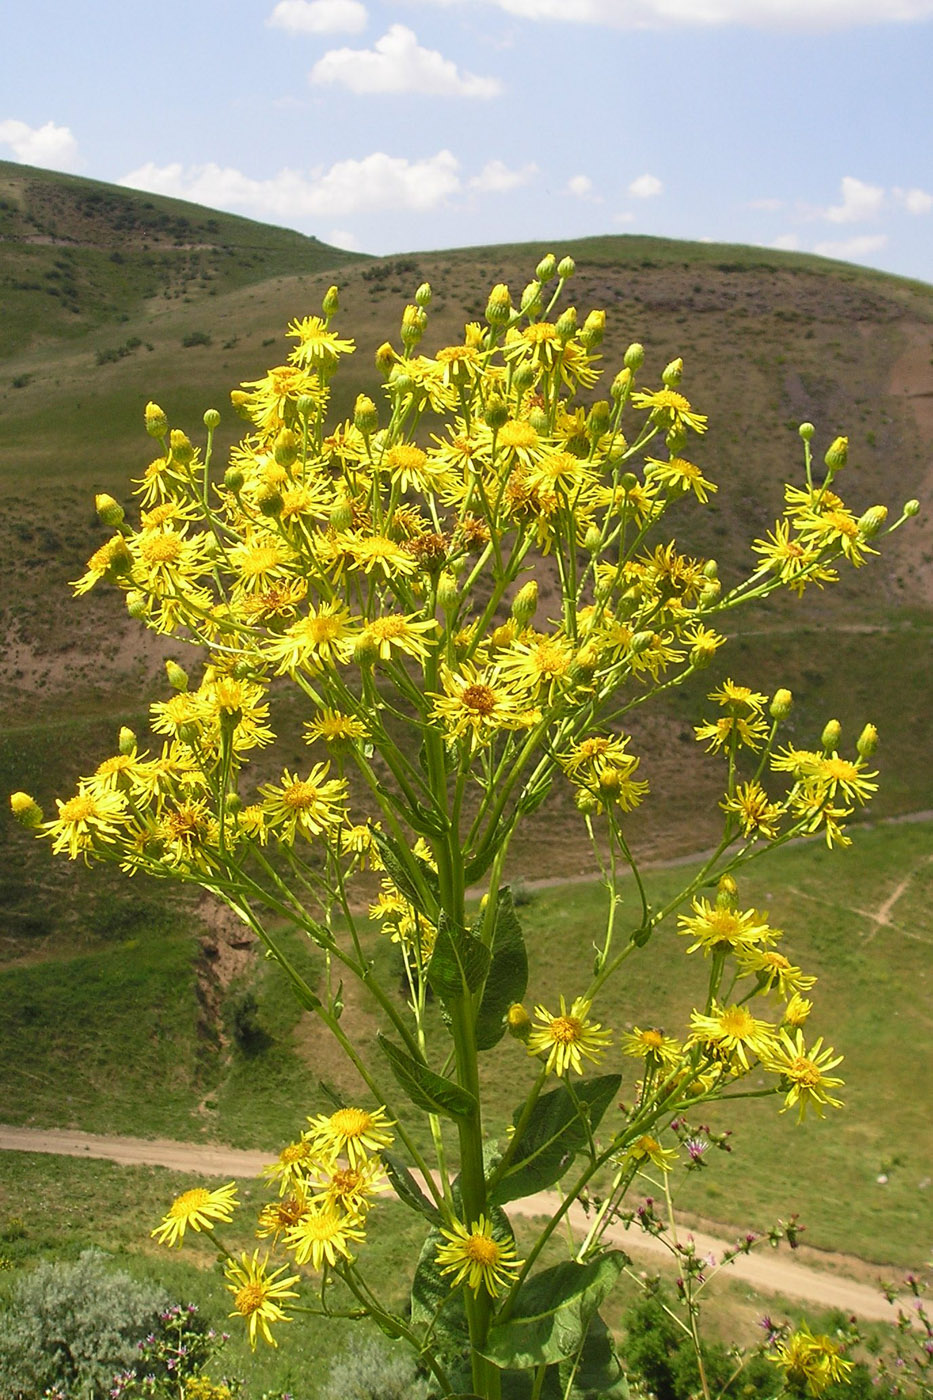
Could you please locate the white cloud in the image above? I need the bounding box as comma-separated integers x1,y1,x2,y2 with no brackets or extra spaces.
268,0,368,32
813,233,888,260
772,233,801,250
119,150,462,219
894,185,933,214
328,227,361,249
567,173,594,199
469,159,538,192
823,175,885,223
310,25,501,96
628,173,662,199
614,211,636,224
750,196,783,211
0,118,79,171
405,0,933,28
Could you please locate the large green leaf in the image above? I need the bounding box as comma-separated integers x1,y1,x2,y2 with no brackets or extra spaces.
491,1075,621,1204
410,1225,470,1337
483,1253,626,1370
382,1150,443,1226
377,1034,477,1120
552,1312,629,1400
428,911,491,1003
474,888,529,1051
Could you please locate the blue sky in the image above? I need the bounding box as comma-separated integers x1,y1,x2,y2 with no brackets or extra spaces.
2,0,932,281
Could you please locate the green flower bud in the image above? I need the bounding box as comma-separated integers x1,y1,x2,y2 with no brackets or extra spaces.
858,505,888,538
690,638,718,670
229,390,253,423
145,401,168,438
662,357,684,387
126,590,147,619
623,342,645,371
203,408,221,431
353,634,378,668
415,282,432,308
507,1003,532,1041
520,280,543,318
330,496,353,532
575,787,599,815
702,559,719,579
274,428,299,468
166,660,189,692
631,630,656,654
619,472,639,491
513,361,536,392
611,367,632,399
118,726,137,756
857,722,879,757
557,255,576,280
354,394,379,435
586,400,611,439
555,306,577,342
255,483,284,518
401,303,427,349
665,426,688,455
698,580,721,606
716,873,738,910
485,396,509,431
798,421,815,441
322,284,339,317
485,283,512,326
95,493,124,528
437,571,460,614
529,406,549,435
224,466,244,494
584,524,603,553
10,792,43,828
511,579,538,625
536,253,557,283
821,718,842,752
225,791,243,815
580,309,606,350
904,499,920,517
824,435,848,471
770,688,794,720
375,341,396,375
292,394,314,420
169,429,194,465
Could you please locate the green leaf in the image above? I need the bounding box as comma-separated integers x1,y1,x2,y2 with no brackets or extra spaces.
410,1226,469,1345
474,887,528,1051
491,1075,621,1204
377,1034,477,1120
552,1312,629,1400
369,827,438,917
382,1150,443,1226
428,911,491,1003
482,1253,626,1370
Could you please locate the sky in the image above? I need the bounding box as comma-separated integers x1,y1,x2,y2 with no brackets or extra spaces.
1,0,932,282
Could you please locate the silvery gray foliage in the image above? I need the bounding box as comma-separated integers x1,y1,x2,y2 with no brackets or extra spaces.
318,1335,435,1400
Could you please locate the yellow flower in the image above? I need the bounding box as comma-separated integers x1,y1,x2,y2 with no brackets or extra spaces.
720,781,783,840
630,387,708,434
687,1003,777,1070
152,1182,239,1247
810,754,878,805
308,1158,390,1219
527,996,612,1076
265,603,360,674
238,364,327,433
260,764,348,842
286,314,355,371
303,708,368,746
44,787,129,860
735,947,817,999
763,1028,844,1121
620,1026,682,1066
306,1104,395,1167
769,1325,853,1396
256,1191,310,1241
677,897,776,957
362,612,438,663
644,455,717,503
435,1214,523,1297
624,1134,679,1172
339,531,419,579
431,663,535,750
262,1135,319,1196
285,1203,366,1269
224,1250,299,1349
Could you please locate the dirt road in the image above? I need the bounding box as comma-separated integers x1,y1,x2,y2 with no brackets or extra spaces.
0,1124,913,1324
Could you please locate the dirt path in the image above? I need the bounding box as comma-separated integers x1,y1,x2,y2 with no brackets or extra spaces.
0,1124,913,1324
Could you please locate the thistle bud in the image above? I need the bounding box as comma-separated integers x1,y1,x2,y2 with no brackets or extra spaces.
798,422,815,441
224,466,244,494
401,303,427,349
520,281,543,318
575,787,599,814
484,397,509,431
536,253,557,283
118,726,137,756
95,493,124,528
512,579,538,625
126,590,147,619
857,722,879,757
375,341,396,375
203,408,221,431
716,873,738,910
230,390,253,422
437,571,460,613
904,499,920,517
619,472,639,491
703,559,719,580
10,791,43,828
294,394,315,420
513,361,536,392
662,357,684,387
389,368,413,397
555,306,577,342
507,1003,532,1041
256,483,283,518
690,637,718,670
225,791,243,816
274,428,299,468
353,634,378,668
821,718,842,752
166,660,189,692
169,429,194,465
322,284,340,317
611,368,632,399
855,505,887,540
580,309,606,350
624,342,645,371
415,282,432,307
698,580,721,606
485,283,512,326
145,401,168,437
631,630,656,655
330,495,353,532
665,426,688,455
557,255,576,280
354,394,379,435
770,688,793,720
824,435,848,471
584,524,603,553
586,400,611,439
529,406,549,435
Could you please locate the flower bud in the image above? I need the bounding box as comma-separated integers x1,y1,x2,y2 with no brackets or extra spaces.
389,368,413,397
665,426,688,455
575,787,599,814
580,309,606,350
555,306,577,342
798,422,815,441
326,494,351,531
230,390,253,422
166,660,189,692
858,505,887,538
415,282,432,308
770,688,793,720
203,408,221,431
224,466,244,494
904,499,920,517
95,493,124,528
375,341,396,376
584,524,603,553
698,579,721,606
322,284,339,317
824,435,848,471
401,303,427,350
354,394,378,435
513,361,536,393
557,255,576,280
529,407,549,435
520,281,543,318
485,397,509,432
631,630,656,655
784,993,812,1027
575,643,599,674
169,429,194,465
623,342,645,371
255,483,283,518
274,428,299,468
821,718,842,752
118,726,137,756
857,722,879,757
225,791,243,815
610,368,632,399
491,622,516,649
716,873,738,910
536,253,557,283
126,590,147,619
619,471,639,491
690,637,718,670
586,400,610,439
485,283,512,326
353,634,378,668
511,579,538,625
702,559,719,580
10,791,43,828
507,1003,532,1041
662,357,684,387
437,571,460,613
145,401,168,438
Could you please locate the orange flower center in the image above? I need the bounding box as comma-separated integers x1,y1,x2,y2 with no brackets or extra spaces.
549,1015,583,1045
330,1107,372,1138
234,1283,265,1315
461,684,497,716
464,1233,501,1266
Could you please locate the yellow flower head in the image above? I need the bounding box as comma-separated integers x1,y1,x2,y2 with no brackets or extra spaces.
285,1202,366,1270
224,1249,299,1349
527,996,612,1076
152,1181,239,1248
435,1214,523,1297
306,1104,395,1167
